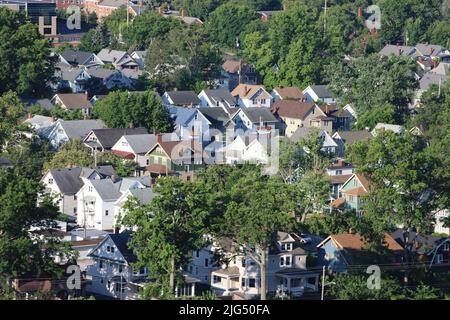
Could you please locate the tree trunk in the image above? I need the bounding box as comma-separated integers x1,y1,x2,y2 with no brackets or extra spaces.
260,249,267,300
169,256,175,295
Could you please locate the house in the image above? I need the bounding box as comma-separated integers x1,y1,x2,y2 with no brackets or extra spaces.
210,232,322,299
326,160,355,199
86,231,198,299
417,63,449,97
331,174,372,216
231,84,272,108
379,44,417,58
59,49,103,68
319,104,354,131
186,245,218,286
51,93,93,116
111,134,158,174
113,188,156,231
85,66,133,89
415,43,450,62
332,130,373,158
290,128,338,155
23,114,55,136
434,209,450,235
317,233,403,273
302,85,336,104
145,137,205,180
231,107,278,132
54,63,90,93
162,90,201,108
257,10,282,21
198,107,237,138
161,9,203,25
371,123,405,136
271,100,333,136
220,134,271,165
271,86,305,103
97,48,139,70
83,127,148,152
85,231,149,299
198,88,238,110
391,229,450,268
76,178,123,231
41,166,116,217
169,107,211,142
45,119,106,148
220,59,259,91
130,50,147,70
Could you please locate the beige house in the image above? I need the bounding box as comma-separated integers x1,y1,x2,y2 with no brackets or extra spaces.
272,100,333,137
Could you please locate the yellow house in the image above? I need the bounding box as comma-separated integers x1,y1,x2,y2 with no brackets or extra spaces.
272,100,334,137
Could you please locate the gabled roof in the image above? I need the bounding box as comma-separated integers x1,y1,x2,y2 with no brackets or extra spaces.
58,119,106,140
419,72,448,91
198,107,232,131
164,90,200,106
200,89,237,108
272,100,315,120
47,167,84,194
379,44,417,57
85,66,117,80
116,134,158,155
319,233,403,253
53,93,93,110
415,43,447,57
332,130,373,145
238,107,278,124
290,128,337,148
391,229,445,255
85,127,148,150
371,123,404,136
231,84,269,100
341,173,372,194
60,49,95,66
272,86,305,100
90,231,136,264
169,107,201,126
89,179,122,201
304,85,333,99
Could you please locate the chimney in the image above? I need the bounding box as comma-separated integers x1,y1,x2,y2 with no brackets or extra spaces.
429,47,434,56
181,9,186,17
157,133,163,144
27,112,32,120
51,116,56,123
85,90,89,100
357,7,363,18
129,122,134,128
158,6,163,14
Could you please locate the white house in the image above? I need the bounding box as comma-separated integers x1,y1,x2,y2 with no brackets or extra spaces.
231,84,272,108
41,166,116,217
169,107,211,142
231,107,278,132
85,231,149,299
130,50,147,70
44,119,106,148
371,123,405,136
198,89,238,110
113,188,155,231
111,134,158,170
302,85,336,104
435,209,450,235
162,91,201,108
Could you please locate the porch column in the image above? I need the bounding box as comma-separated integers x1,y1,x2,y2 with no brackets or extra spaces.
191,283,195,297
287,277,291,291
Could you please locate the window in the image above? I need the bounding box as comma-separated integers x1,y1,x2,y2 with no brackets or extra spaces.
213,275,221,283
241,278,246,287
241,258,246,268
118,265,123,273
443,243,449,251
336,169,343,175
204,259,209,267
74,195,77,200
105,210,109,216
280,255,292,267
48,178,53,184
99,260,103,269
111,246,115,253
248,278,256,288
437,254,444,264
115,283,120,292
88,186,93,192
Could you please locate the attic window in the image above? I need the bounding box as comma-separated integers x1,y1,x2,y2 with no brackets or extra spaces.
48,178,53,184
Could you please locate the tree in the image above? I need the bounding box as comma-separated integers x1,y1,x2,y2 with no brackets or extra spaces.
93,90,172,132
0,8,56,97
43,139,93,171
0,169,75,280
121,177,209,298
326,54,418,128
206,2,259,48
79,23,109,53
221,174,296,300
177,0,226,20
327,272,403,300
0,91,25,148
426,19,450,48
347,131,442,286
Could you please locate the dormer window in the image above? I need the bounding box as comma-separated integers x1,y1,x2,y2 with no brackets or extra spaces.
281,243,293,251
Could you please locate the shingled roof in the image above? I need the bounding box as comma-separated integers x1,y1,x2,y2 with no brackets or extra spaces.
86,127,148,150
272,100,315,120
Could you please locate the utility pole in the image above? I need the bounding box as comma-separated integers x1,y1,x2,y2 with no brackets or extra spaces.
126,0,130,27
321,265,325,300
323,0,328,33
